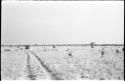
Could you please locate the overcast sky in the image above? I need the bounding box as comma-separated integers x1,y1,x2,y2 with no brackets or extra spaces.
1,1,124,45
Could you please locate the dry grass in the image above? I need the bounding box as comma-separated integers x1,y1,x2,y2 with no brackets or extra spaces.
1,46,124,80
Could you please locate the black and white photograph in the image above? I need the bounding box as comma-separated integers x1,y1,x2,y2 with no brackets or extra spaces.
1,0,124,80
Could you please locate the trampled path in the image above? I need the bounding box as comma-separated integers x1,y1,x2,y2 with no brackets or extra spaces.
25,49,63,80
25,50,37,80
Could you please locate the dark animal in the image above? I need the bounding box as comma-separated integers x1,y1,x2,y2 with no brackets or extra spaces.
68,53,72,56
53,45,56,48
101,51,104,57
116,49,119,53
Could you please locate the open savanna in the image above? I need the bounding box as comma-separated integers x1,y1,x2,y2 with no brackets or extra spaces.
1,45,124,80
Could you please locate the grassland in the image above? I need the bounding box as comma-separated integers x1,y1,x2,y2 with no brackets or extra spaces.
1,45,124,80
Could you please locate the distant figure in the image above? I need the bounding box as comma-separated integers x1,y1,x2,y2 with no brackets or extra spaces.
53,45,56,48
116,49,119,53
68,53,72,56
90,42,95,48
101,51,104,57
25,45,30,50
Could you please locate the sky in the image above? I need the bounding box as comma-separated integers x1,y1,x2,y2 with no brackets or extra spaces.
1,1,124,45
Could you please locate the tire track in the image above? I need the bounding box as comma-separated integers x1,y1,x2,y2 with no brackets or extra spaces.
26,49,63,80
25,50,36,80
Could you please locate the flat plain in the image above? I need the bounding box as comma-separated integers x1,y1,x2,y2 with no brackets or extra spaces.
1,45,124,80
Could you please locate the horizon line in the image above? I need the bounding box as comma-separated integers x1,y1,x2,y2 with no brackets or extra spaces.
1,43,124,46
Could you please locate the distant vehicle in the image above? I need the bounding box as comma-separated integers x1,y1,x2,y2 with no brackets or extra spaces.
25,45,30,49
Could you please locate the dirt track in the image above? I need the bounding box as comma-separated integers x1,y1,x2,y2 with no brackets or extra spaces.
25,49,62,80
